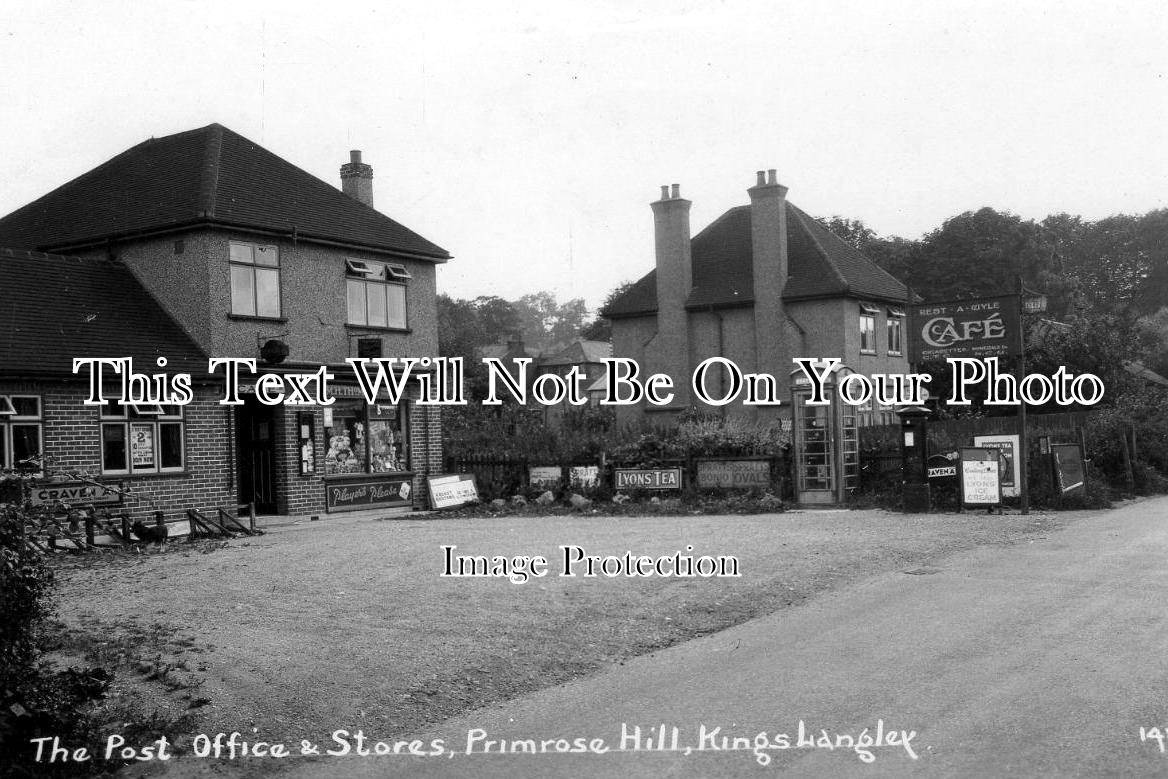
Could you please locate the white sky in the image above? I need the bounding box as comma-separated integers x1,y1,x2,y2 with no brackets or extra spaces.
2,1,1166,310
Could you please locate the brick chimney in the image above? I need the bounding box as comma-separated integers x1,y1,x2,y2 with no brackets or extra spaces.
340,150,374,208
650,183,692,405
749,169,788,380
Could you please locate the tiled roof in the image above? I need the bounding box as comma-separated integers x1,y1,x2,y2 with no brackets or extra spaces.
0,124,450,261
0,248,207,377
603,201,907,317
539,340,612,366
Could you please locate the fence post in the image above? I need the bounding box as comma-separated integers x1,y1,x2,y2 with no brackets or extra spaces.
85,513,95,547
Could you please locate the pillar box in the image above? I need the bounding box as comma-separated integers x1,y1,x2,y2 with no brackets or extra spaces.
897,405,931,513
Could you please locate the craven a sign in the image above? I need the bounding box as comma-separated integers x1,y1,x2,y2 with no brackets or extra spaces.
30,481,123,507
614,468,682,490
910,295,1021,362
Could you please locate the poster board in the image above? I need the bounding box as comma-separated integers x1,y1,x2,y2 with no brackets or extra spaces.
973,434,1020,498
614,468,683,491
528,466,561,489
427,474,480,509
1051,444,1086,498
960,448,1002,507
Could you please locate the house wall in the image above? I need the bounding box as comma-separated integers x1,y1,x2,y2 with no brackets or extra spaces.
1,379,235,522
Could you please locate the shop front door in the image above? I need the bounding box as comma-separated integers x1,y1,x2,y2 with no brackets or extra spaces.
237,398,278,514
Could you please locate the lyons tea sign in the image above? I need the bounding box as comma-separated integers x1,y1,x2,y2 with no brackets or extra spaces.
910,295,1021,362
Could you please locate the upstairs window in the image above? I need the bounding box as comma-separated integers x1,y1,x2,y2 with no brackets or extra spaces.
347,259,409,329
887,306,905,355
1,395,42,472
230,241,281,318
859,302,879,354
100,401,184,475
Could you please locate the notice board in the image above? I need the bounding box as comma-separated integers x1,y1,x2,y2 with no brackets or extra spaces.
960,448,1002,507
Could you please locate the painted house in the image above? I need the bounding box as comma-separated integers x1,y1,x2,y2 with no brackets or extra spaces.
603,171,911,504
604,171,910,425
0,124,451,518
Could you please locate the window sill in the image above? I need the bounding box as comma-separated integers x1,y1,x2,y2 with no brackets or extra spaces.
95,471,190,480
344,324,412,334
229,314,288,323
888,351,903,357
321,471,416,481
859,350,877,356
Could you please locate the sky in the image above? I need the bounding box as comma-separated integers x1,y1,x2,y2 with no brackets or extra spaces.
1,1,1166,311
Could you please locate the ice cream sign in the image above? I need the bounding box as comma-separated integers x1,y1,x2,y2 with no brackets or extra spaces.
909,295,1021,362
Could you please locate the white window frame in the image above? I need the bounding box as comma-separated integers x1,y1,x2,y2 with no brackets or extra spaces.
0,395,42,473
887,308,904,356
859,303,878,354
100,402,185,476
229,241,281,318
346,259,409,329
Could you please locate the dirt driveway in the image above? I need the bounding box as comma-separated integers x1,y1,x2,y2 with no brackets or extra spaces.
50,506,1091,768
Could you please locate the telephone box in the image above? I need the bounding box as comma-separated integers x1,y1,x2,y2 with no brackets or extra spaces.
790,363,859,505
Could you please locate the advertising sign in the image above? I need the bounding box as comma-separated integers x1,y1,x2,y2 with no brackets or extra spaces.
696,459,771,489
973,434,1020,498
427,474,480,509
569,465,600,488
1052,444,1086,498
30,481,123,507
926,452,959,479
327,476,413,512
960,448,1002,506
909,295,1021,362
614,468,683,491
528,466,562,489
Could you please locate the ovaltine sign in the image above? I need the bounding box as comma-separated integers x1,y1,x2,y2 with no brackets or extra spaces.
909,295,1021,362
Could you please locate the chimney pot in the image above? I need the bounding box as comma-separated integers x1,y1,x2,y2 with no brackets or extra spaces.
660,185,670,200
670,183,680,199
756,171,766,186
767,169,777,185
350,150,362,164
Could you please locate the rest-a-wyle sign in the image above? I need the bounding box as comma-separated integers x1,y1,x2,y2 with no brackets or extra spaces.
696,459,771,489
614,468,682,490
910,295,1021,362
326,476,412,512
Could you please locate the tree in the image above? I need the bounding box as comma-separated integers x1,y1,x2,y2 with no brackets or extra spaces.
511,292,590,351
815,215,876,251
580,281,636,342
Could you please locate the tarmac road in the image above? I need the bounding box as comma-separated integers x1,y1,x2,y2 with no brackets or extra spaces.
283,497,1168,778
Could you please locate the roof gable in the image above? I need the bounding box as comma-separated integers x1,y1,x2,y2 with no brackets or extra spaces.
604,199,907,317
0,249,207,377
0,124,450,261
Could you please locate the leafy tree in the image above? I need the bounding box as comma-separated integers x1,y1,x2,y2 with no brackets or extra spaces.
580,281,636,341
816,215,876,251
512,292,590,351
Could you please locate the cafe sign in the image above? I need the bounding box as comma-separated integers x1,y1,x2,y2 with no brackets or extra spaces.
909,295,1021,362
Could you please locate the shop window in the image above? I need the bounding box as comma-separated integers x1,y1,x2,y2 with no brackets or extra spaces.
230,241,281,318
324,398,408,475
100,402,184,475
347,260,408,329
887,307,904,355
0,395,42,472
859,302,878,354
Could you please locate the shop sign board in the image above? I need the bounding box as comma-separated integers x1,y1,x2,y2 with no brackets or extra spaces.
960,448,1002,506
30,481,123,507
909,295,1021,362
528,466,561,489
696,459,771,489
427,474,479,509
926,451,959,479
327,476,413,512
614,468,682,491
973,434,1020,498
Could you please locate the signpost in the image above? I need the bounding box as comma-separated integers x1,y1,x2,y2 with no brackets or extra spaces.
959,448,1002,510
